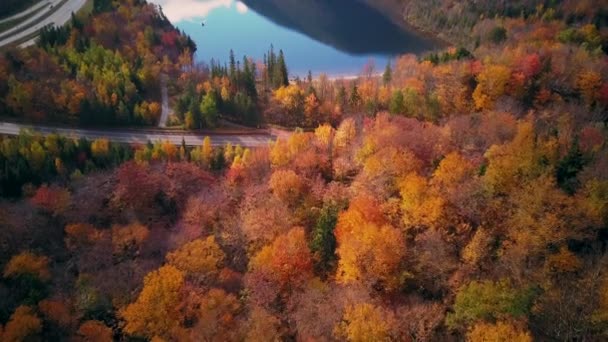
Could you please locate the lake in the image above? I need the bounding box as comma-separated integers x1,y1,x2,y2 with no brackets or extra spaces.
149,0,438,77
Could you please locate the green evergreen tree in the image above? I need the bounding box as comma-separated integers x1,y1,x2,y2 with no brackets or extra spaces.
200,93,219,128
556,138,586,195
349,83,361,109
337,85,347,107
389,90,405,115
229,49,236,83
276,50,289,88
268,45,276,83
383,61,392,86
310,205,340,274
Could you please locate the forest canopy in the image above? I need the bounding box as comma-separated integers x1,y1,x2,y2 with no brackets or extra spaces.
0,0,607,341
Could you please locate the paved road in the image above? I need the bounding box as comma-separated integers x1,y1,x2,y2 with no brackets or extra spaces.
0,1,49,25
0,0,86,48
158,74,170,128
0,122,274,147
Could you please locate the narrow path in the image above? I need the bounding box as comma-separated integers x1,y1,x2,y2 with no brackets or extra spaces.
158,74,170,128
0,1,49,25
0,122,274,147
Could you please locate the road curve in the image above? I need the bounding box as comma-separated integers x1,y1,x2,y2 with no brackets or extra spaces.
0,1,50,25
0,122,275,147
0,0,87,48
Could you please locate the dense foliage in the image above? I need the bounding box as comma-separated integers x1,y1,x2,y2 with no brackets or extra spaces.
0,0,608,341
171,45,291,128
397,0,608,49
0,0,195,126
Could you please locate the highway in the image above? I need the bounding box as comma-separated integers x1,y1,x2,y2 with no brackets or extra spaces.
0,1,49,24
0,122,275,147
0,0,87,48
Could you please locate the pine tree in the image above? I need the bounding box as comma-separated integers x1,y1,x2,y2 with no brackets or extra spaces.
337,85,347,107
268,45,276,84
349,83,361,109
229,49,236,83
249,60,258,99
389,90,404,115
277,50,289,88
383,61,392,86
263,53,268,91
310,205,340,273
242,56,257,99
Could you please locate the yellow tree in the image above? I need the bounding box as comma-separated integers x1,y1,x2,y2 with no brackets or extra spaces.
270,138,290,167
314,123,335,149
335,196,405,289
359,146,422,195
224,142,235,163
120,265,185,339
190,137,214,167
483,121,555,195
91,139,110,159
270,132,312,167
161,140,178,161
274,85,305,112
269,169,305,205
473,64,511,110
378,85,391,108
3,252,51,281
462,228,493,267
576,70,602,106
334,118,357,149
334,303,394,342
507,176,595,256
467,321,532,342
432,152,475,188
166,236,225,279
400,173,444,228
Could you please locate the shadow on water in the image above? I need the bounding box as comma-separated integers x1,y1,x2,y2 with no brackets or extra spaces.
241,0,439,55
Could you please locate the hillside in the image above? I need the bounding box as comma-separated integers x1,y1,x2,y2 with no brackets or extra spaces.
0,0,195,126
385,0,608,47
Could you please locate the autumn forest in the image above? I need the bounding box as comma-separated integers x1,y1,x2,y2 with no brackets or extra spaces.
0,0,608,341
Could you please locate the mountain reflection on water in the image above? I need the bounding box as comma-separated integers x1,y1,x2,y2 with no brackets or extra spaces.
241,0,437,55
151,0,438,76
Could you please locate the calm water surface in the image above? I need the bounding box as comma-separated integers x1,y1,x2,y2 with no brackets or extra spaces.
150,0,437,77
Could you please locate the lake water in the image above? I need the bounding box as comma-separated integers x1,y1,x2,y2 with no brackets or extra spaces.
149,0,438,77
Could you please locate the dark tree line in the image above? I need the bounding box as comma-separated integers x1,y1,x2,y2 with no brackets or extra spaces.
264,45,289,89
